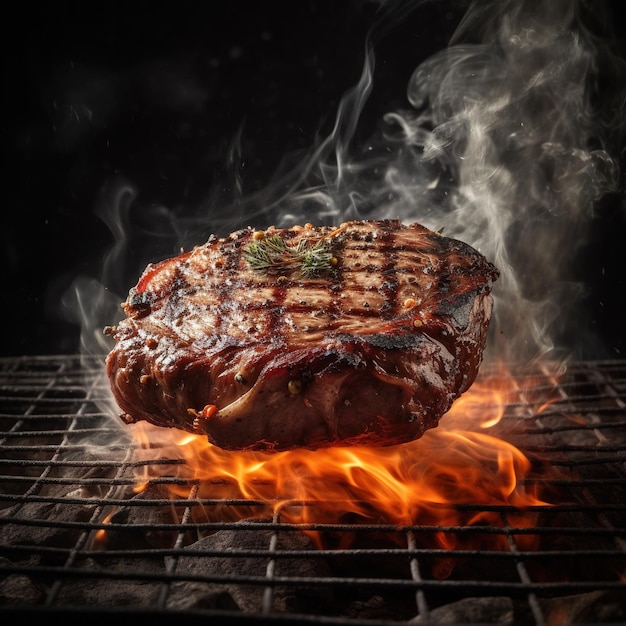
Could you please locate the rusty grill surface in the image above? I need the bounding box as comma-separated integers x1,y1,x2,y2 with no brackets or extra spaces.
0,354,625,624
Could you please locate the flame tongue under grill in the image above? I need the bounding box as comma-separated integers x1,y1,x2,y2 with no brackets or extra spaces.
0,355,625,624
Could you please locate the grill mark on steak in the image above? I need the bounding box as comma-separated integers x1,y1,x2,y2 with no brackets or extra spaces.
269,282,288,348
380,230,400,320
106,219,499,451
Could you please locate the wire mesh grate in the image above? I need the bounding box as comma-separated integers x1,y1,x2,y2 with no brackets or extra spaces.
1,355,625,624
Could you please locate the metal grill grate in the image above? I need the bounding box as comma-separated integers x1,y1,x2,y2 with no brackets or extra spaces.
1,355,625,624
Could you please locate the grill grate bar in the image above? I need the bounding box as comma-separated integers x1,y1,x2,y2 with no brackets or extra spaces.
406,530,431,620
157,482,201,611
2,517,625,541
4,493,626,515
42,370,136,609
3,543,625,561
2,562,624,596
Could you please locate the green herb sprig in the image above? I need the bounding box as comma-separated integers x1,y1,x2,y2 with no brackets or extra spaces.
243,232,336,278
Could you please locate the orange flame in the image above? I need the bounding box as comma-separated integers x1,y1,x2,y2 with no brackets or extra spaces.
130,368,553,561
93,510,116,549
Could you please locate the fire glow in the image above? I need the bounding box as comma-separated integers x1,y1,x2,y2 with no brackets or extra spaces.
129,369,553,557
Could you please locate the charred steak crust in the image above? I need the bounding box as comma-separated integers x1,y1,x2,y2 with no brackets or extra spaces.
105,220,499,451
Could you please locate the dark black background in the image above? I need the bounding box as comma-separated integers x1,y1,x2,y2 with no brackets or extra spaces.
3,0,626,358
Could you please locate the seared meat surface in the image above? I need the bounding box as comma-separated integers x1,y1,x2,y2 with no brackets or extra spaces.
105,220,499,451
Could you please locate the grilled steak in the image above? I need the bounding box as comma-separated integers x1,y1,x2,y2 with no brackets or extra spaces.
105,219,499,451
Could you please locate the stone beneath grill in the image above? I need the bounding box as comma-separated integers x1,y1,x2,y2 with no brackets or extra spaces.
412,593,626,624
541,591,626,624
107,484,192,549
0,558,45,605
413,596,520,624
166,522,334,613
1,497,101,547
55,557,167,607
